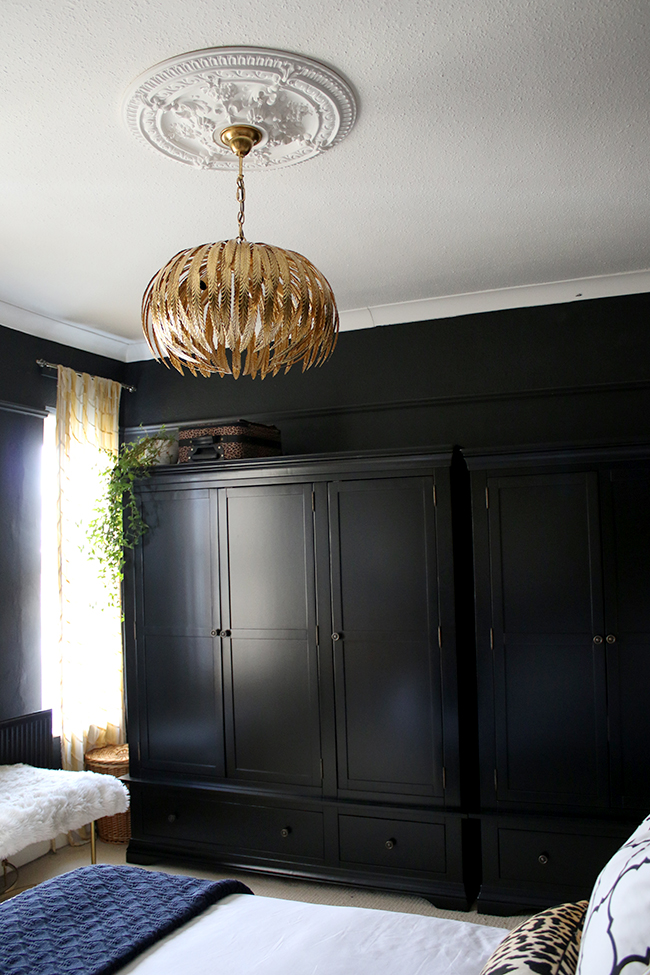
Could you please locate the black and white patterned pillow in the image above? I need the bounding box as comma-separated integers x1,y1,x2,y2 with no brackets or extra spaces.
480,900,589,975
576,816,650,975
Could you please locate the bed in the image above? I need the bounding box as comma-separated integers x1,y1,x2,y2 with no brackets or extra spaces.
6,810,650,975
3,715,648,975
0,864,510,975
118,891,510,975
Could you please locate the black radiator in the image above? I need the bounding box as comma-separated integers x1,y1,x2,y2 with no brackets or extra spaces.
0,709,53,767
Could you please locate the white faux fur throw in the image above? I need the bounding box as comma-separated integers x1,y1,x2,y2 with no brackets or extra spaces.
0,763,129,860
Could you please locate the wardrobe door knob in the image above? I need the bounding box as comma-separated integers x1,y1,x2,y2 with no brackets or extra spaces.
606,634,616,644
385,838,396,850
221,629,232,638
593,635,603,644
331,633,341,641
538,853,549,865
210,629,219,637
280,827,291,838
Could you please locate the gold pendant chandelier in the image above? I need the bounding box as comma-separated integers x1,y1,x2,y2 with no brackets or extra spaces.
141,124,339,380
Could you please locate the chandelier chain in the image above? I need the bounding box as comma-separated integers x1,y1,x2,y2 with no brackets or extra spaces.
236,154,246,241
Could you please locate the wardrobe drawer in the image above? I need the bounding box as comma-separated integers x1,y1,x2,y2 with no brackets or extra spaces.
141,789,324,859
338,814,446,873
497,826,621,888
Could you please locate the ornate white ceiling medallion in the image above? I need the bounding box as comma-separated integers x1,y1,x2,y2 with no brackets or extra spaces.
123,47,357,171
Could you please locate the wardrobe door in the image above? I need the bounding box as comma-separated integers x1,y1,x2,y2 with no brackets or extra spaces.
329,476,444,799
487,472,608,807
219,483,321,787
136,488,224,775
603,468,650,810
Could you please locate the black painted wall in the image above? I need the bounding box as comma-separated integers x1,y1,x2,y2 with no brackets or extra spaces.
1,290,649,720
0,324,128,720
0,325,128,415
0,409,43,719
122,293,650,452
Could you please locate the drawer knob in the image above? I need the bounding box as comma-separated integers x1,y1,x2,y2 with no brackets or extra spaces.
538,852,549,865
385,838,396,850
280,827,292,838
167,813,177,824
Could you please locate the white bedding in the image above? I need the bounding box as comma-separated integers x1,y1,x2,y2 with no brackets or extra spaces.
119,893,509,975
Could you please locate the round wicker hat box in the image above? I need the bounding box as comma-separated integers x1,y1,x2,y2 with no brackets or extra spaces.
84,744,131,843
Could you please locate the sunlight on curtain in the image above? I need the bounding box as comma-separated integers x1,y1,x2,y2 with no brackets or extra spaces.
56,365,123,770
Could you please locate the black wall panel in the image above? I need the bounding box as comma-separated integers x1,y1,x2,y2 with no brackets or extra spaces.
0,408,44,719
2,291,650,722
0,323,129,721
122,294,650,453
0,323,128,414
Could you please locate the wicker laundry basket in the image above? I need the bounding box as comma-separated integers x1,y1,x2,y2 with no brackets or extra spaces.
84,744,131,843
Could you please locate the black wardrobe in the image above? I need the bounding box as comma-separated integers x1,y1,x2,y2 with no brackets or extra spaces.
466,442,650,913
124,449,476,909
124,442,650,913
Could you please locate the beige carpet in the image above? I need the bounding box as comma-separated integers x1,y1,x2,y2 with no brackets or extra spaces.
4,839,528,929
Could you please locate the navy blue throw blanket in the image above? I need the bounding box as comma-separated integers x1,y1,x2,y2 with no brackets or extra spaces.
0,864,253,975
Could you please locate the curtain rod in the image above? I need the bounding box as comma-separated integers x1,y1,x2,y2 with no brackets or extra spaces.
36,359,136,393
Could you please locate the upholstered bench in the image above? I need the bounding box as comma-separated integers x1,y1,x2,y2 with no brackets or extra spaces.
0,763,129,872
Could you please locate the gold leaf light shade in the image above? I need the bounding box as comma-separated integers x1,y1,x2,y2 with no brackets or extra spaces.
141,123,339,379
142,238,338,379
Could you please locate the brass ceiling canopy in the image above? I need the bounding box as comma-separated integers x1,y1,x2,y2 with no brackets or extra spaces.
219,125,262,158
127,48,356,378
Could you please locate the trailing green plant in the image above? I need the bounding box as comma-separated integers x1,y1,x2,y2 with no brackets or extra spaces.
86,430,175,599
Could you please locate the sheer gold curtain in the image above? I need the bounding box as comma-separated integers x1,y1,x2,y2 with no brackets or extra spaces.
56,365,124,770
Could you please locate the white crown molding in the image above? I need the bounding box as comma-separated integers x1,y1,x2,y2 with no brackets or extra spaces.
339,269,650,331
2,269,649,363
124,339,155,362
0,298,148,361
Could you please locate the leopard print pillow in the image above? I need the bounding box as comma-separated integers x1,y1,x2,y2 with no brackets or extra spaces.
480,900,589,975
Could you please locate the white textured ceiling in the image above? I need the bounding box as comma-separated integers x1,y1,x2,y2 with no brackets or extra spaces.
1,0,649,360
